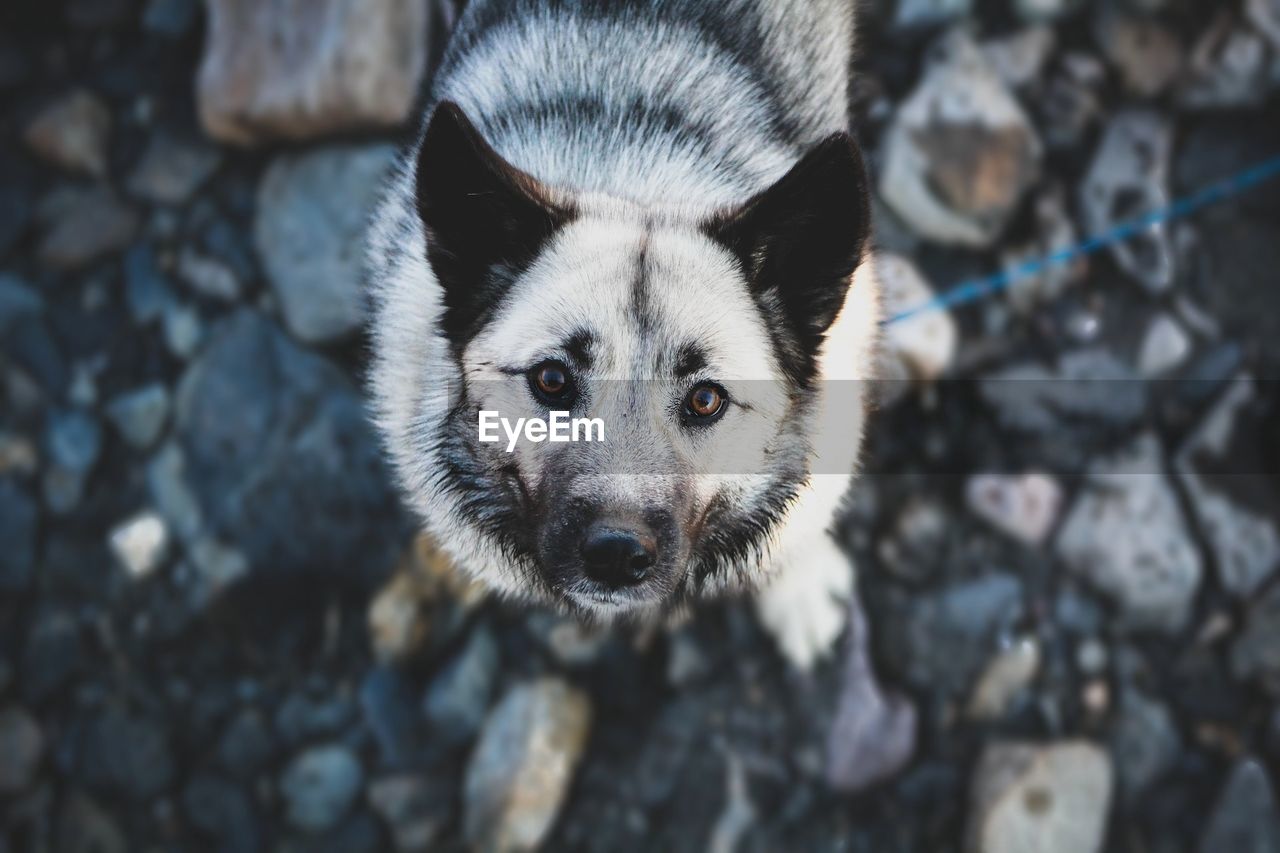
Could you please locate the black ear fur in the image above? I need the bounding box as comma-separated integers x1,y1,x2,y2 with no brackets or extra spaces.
416,101,574,345
705,134,871,383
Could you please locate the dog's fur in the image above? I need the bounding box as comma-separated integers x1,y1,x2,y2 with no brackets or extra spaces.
367,0,881,668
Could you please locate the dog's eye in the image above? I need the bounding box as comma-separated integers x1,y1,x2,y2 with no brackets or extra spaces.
684,383,727,421
529,360,575,404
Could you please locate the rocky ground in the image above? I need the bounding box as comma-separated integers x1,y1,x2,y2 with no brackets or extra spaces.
3,0,1280,850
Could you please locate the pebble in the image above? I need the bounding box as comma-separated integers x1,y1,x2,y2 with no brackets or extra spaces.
360,665,423,763
1001,188,1083,312
893,0,972,29
254,144,396,343
982,26,1056,90
1013,0,1084,23
968,741,1113,853
36,186,140,271
879,252,956,381
55,793,126,853
163,302,204,359
423,625,500,747
108,512,169,579
23,89,111,177
966,637,1041,720
182,774,259,852
279,743,364,832
368,773,452,852
965,473,1063,547
124,245,175,324
0,274,41,336
1055,434,1203,633
1175,375,1280,598
0,480,37,590
106,384,171,450
1094,8,1185,98
178,248,241,301
215,708,276,778
464,678,592,853
1137,313,1192,377
143,0,201,37
78,708,175,801
1231,582,1280,691
0,706,44,795
147,441,205,543
1110,689,1179,800
1180,14,1272,110
981,349,1148,435
197,0,432,144
127,133,222,205
19,609,82,703
273,693,354,746
1081,110,1175,294
879,30,1042,248
1198,760,1280,852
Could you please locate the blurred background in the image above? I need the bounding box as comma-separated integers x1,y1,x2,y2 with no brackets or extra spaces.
2,0,1280,850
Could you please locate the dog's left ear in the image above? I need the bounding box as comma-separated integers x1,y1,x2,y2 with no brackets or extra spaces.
706,133,871,355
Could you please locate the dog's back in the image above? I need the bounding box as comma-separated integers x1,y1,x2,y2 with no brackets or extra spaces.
430,0,858,206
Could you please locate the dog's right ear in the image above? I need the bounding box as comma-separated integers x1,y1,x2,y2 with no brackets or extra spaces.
416,101,573,343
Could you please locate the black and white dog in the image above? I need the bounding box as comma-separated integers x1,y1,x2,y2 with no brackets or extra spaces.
367,0,882,668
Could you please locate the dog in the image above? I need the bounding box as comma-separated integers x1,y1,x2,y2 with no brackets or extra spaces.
366,0,882,669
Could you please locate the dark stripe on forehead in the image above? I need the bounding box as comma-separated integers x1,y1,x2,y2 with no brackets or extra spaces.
674,343,708,378
629,228,656,336
563,328,595,370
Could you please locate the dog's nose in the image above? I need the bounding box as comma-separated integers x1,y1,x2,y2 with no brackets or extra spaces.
580,524,656,589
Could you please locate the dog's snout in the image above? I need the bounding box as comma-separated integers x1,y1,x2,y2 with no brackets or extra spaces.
580,523,656,589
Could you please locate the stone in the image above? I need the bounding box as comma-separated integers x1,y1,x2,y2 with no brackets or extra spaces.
216,709,275,778
880,31,1041,248
879,252,956,381
1056,434,1202,633
173,310,405,580
106,384,171,450
1138,313,1191,377
981,350,1148,435
182,774,259,853
187,537,251,606
966,637,1041,720
1250,0,1280,52
23,89,111,177
893,0,972,29
982,27,1056,90
1013,0,1084,23
255,144,396,342
144,0,201,37
968,741,1113,853
55,793,126,853
1232,583,1280,691
1110,689,1179,800
1095,8,1185,98
1037,52,1106,151
0,706,43,795
46,408,101,475
108,512,169,579
368,773,452,852
163,302,204,359
0,480,37,590
965,473,1062,547
197,0,432,145
147,441,204,543
708,756,756,853
127,133,222,205
37,186,140,271
124,245,175,324
876,498,951,583
178,248,241,301
19,609,82,703
274,693,354,746
78,709,175,802
280,743,364,832
423,626,500,746
1198,760,1280,852
1175,376,1280,598
1081,110,1175,294
360,665,424,762
464,678,592,853
825,594,917,792
0,274,41,336
1180,13,1272,110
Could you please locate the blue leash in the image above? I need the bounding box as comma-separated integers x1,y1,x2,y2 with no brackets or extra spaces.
883,153,1280,326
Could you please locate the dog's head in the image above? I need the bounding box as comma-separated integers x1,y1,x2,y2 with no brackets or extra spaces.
369,102,878,617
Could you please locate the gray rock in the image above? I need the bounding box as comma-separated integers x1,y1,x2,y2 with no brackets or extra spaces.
144,0,200,36
274,693,355,746
965,472,1063,547
1055,434,1203,633
0,480,37,590
423,625,500,746
108,512,169,579
163,301,205,359
124,245,175,324
1251,0,1280,52
981,350,1148,434
1000,187,1084,312
178,248,241,301
182,774,259,853
173,310,405,580
1180,13,1273,110
147,441,204,543
1081,110,1175,294
197,0,432,145
368,773,452,852
216,708,276,778
968,741,1113,853
255,144,395,343
1198,760,1280,853
19,609,82,703
1137,313,1192,377
1175,376,1280,598
465,678,592,853
106,384,171,450
23,89,111,177
880,30,1042,248
1110,689,1179,799
46,408,101,471
55,793,126,853
1095,8,1185,97
1013,0,1084,23
982,26,1056,89
36,186,140,271
893,0,972,29
0,274,41,337
879,252,956,381
78,709,175,802
825,594,917,792
0,706,43,795
966,637,1041,721
1232,583,1280,692
127,133,222,205
280,743,364,832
